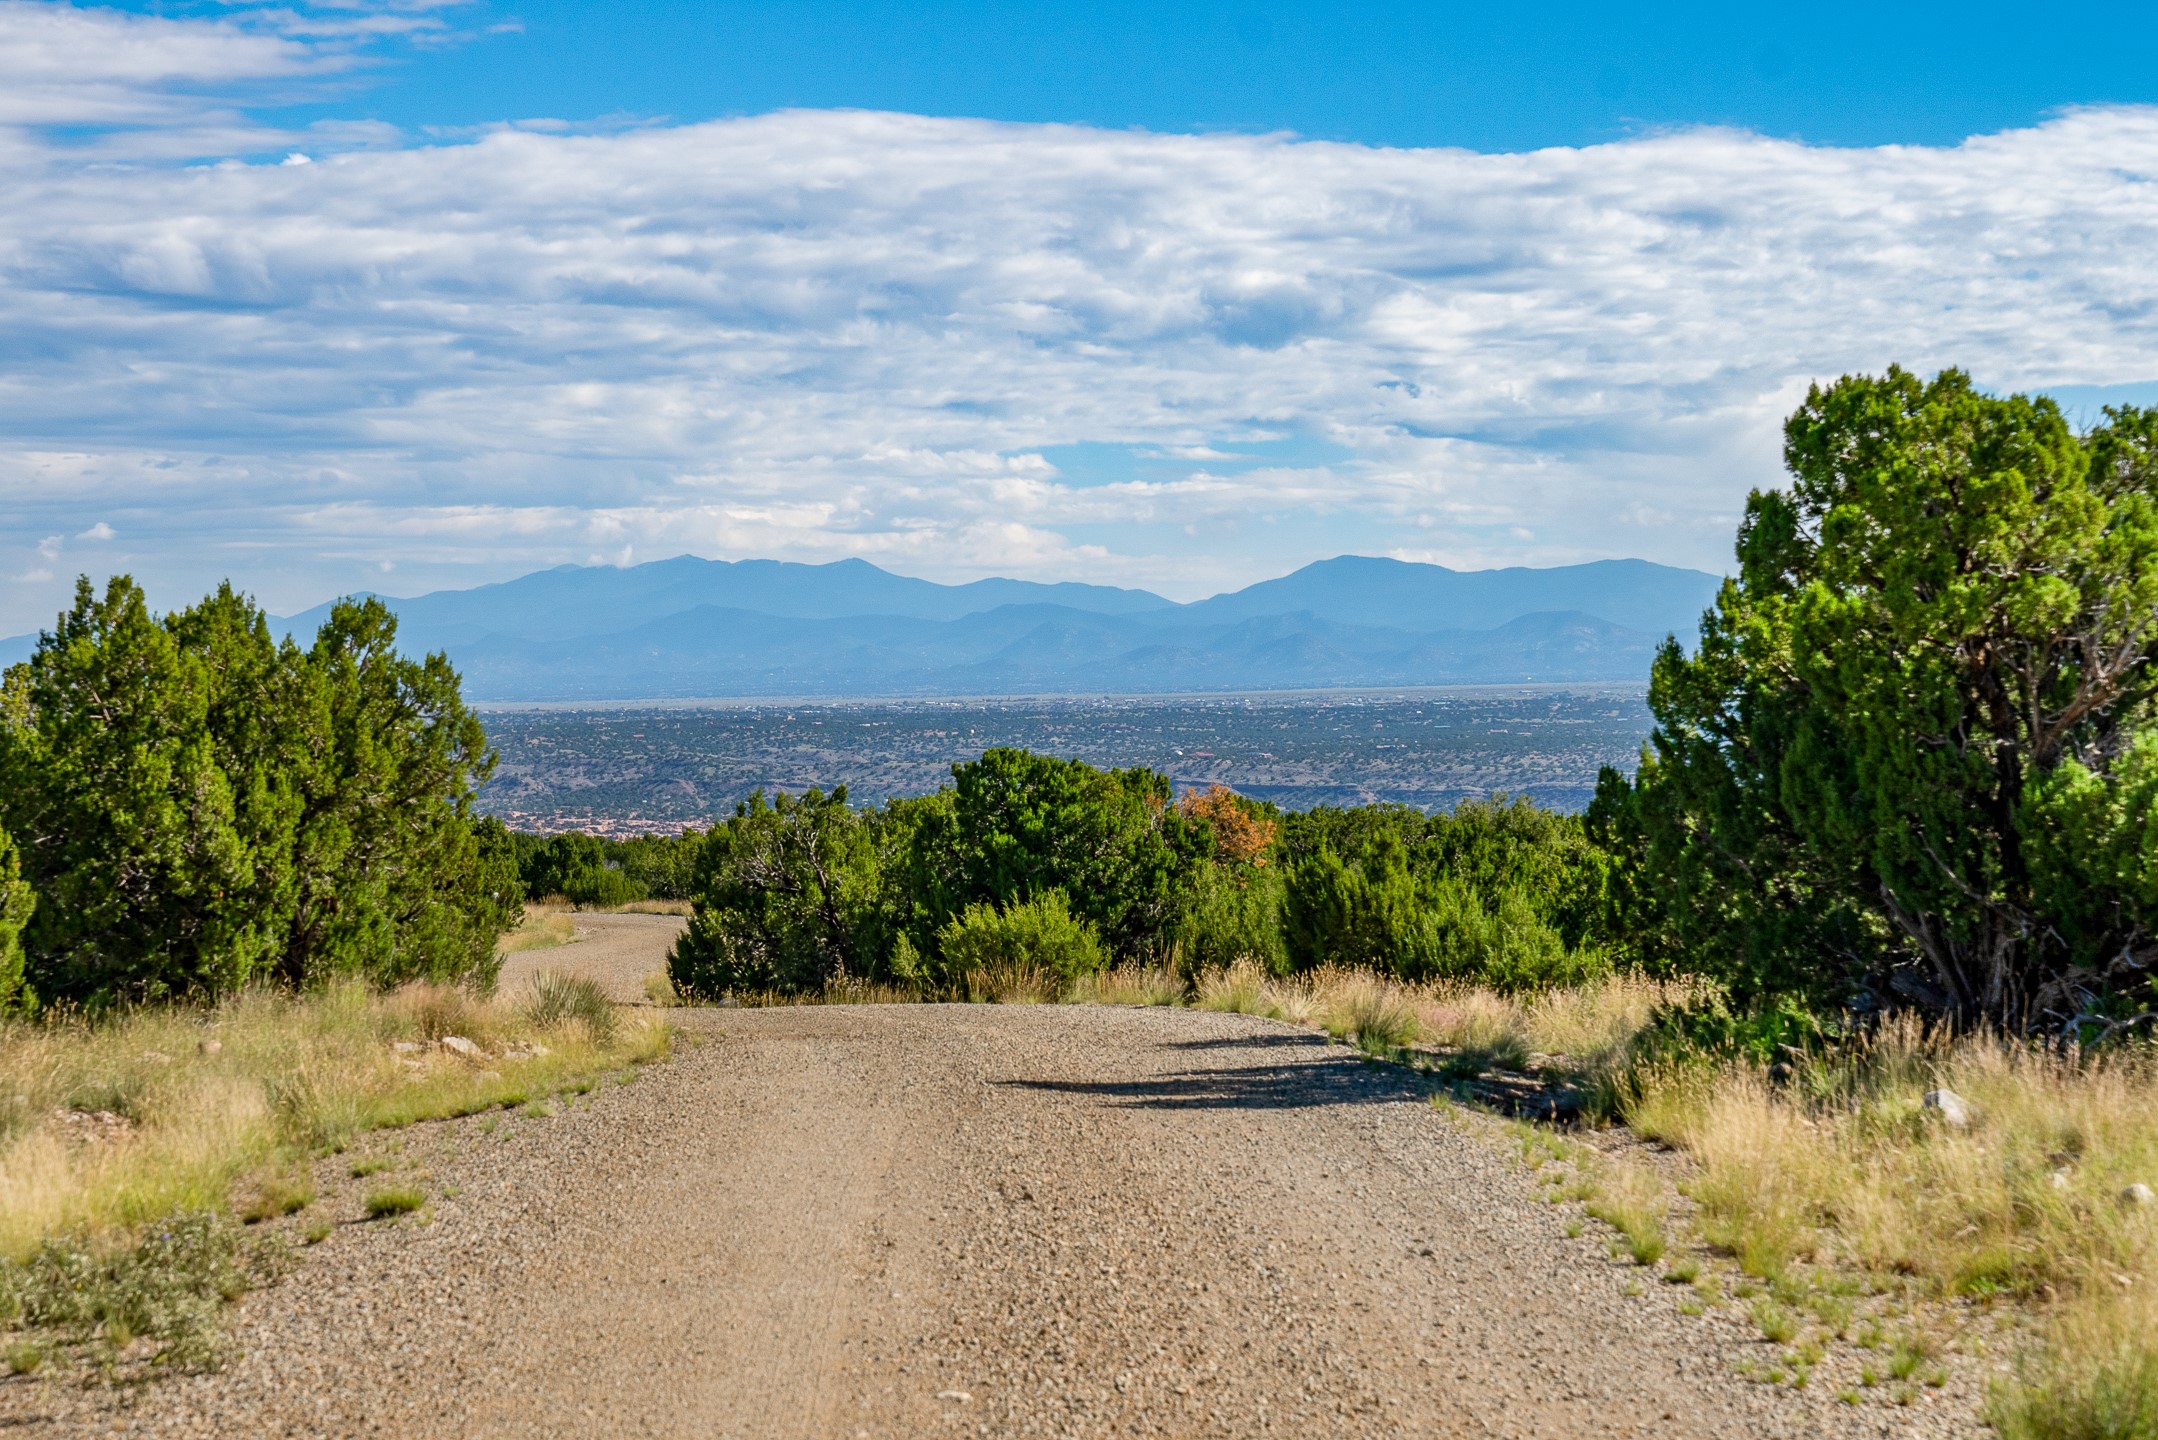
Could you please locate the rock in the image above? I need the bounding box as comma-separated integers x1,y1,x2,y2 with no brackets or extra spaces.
440,1036,484,1059
935,1390,973,1404
2051,1169,2073,1191
2121,1183,2155,1207
1922,1089,1974,1127
391,1041,423,1055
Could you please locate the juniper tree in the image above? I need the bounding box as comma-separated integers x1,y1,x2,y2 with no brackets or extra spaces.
1593,369,2158,1025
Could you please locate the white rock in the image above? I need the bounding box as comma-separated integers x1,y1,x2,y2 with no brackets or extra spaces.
391,1041,423,1055
1923,1089,1975,1127
935,1390,972,1404
2122,1183,2155,1207
440,1035,483,1059
2051,1169,2073,1191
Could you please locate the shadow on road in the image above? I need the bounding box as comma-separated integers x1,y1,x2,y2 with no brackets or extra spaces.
998,1054,1436,1110
1161,1032,1331,1052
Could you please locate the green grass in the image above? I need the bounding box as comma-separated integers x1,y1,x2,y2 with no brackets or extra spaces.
1581,1164,1668,1267
362,1187,425,1220
1750,1298,1800,1345
0,1213,261,1373
236,1172,314,1224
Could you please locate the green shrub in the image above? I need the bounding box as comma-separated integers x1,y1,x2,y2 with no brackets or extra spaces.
1173,863,1287,977
0,825,31,1011
5,1213,259,1371
937,891,1106,991
0,577,513,1005
564,864,641,910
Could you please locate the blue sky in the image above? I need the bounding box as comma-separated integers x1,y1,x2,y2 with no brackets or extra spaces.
105,0,2158,152
2,1,2157,630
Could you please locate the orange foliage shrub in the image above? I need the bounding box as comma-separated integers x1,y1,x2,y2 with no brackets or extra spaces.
1177,784,1277,865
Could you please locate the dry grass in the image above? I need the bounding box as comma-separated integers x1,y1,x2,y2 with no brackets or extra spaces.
729,976,924,1007
1186,961,1688,1073
0,981,670,1263
963,962,1057,1005
1618,1021,2158,1435
1582,1161,1669,1267
1067,966,1185,1007
495,911,580,955
523,897,693,917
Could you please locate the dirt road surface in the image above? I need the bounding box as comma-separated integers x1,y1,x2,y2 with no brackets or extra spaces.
11,924,1982,1439
497,911,688,1002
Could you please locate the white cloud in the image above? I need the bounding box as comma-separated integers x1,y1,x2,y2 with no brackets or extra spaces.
76,521,113,540
1,2,2157,626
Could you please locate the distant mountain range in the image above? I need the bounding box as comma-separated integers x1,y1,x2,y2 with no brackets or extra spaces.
2,555,1722,700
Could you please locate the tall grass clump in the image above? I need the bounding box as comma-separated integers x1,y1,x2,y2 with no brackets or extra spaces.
527,970,618,1041
1313,968,1420,1052
1068,966,1185,1007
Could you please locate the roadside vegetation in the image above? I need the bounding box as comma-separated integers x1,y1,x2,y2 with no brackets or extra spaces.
670,370,2158,1438
0,583,668,1379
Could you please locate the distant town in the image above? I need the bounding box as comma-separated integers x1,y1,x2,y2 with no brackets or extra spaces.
477,685,1651,834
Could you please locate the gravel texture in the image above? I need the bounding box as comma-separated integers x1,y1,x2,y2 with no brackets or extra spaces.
2,997,1992,1438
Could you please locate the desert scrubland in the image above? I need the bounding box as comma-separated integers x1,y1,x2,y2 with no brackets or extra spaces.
1,371,2156,1438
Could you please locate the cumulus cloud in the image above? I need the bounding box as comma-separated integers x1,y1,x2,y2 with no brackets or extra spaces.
1,3,2156,627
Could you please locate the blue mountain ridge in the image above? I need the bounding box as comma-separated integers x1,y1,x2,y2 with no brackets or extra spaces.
0,554,1723,699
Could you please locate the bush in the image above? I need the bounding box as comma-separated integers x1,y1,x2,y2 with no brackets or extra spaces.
1173,863,1287,976
527,970,617,1042
670,788,880,997
565,865,641,909
6,1213,260,1371
1283,831,1605,991
0,827,29,1010
937,891,1106,992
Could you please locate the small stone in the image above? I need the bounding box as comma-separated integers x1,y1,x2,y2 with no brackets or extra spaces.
391,1041,423,1055
935,1390,972,1404
2121,1183,2154,1207
2050,1169,2073,1191
440,1035,483,1059
1922,1089,1974,1127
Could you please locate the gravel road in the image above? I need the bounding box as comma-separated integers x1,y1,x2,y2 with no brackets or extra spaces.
497,911,688,1003
6,949,1987,1437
